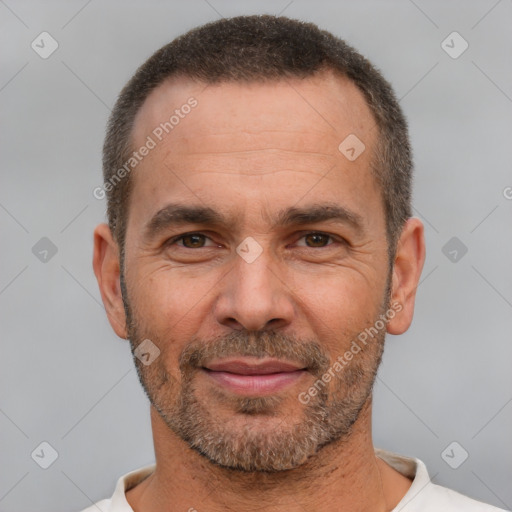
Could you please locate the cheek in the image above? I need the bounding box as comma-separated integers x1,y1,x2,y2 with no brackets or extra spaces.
129,265,219,339
293,270,383,352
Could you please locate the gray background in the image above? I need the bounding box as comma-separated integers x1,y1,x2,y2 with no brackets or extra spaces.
1,0,511,510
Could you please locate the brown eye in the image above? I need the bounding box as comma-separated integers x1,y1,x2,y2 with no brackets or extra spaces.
301,233,333,248
177,234,208,248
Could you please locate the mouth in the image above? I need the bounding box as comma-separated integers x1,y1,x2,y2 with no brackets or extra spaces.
201,357,308,395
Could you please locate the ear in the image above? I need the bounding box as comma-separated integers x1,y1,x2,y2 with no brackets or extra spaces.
386,217,426,335
92,223,128,339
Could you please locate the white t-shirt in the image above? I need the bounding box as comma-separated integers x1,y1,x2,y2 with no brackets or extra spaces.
78,449,508,511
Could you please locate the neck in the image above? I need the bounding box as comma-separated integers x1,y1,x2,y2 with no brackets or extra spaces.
126,397,411,512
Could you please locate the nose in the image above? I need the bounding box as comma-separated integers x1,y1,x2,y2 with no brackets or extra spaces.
213,245,295,332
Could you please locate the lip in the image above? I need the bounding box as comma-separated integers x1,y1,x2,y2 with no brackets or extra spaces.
202,357,307,395
204,358,304,375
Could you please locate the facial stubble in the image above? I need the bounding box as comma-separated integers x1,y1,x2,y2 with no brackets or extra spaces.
121,269,390,473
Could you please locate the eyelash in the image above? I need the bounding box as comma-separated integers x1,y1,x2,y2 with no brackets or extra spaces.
166,232,344,249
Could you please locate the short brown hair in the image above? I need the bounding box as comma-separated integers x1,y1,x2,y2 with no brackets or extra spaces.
103,14,413,259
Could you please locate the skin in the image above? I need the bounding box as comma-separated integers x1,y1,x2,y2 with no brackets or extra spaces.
93,69,425,511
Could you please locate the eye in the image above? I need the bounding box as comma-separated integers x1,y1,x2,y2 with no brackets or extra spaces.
166,231,344,251
295,232,337,248
169,233,217,249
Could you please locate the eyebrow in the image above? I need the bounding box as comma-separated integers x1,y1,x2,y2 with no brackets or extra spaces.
143,202,364,240
274,204,364,232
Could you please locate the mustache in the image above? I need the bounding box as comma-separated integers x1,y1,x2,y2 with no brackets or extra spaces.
178,330,330,377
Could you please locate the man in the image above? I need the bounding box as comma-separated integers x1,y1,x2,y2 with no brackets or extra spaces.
86,14,505,512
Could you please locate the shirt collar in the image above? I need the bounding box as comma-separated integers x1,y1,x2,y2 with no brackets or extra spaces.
110,463,156,511
109,449,427,511
375,448,432,511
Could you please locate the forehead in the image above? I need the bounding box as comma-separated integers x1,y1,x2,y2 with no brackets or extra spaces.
126,70,381,236
131,70,377,159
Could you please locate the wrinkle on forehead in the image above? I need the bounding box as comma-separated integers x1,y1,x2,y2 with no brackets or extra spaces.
126,71,382,233
154,145,338,178
130,70,377,156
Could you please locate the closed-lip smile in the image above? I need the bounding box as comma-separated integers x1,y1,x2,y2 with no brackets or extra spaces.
202,357,307,395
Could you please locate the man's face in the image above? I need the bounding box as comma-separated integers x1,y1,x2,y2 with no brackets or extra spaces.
121,71,391,471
